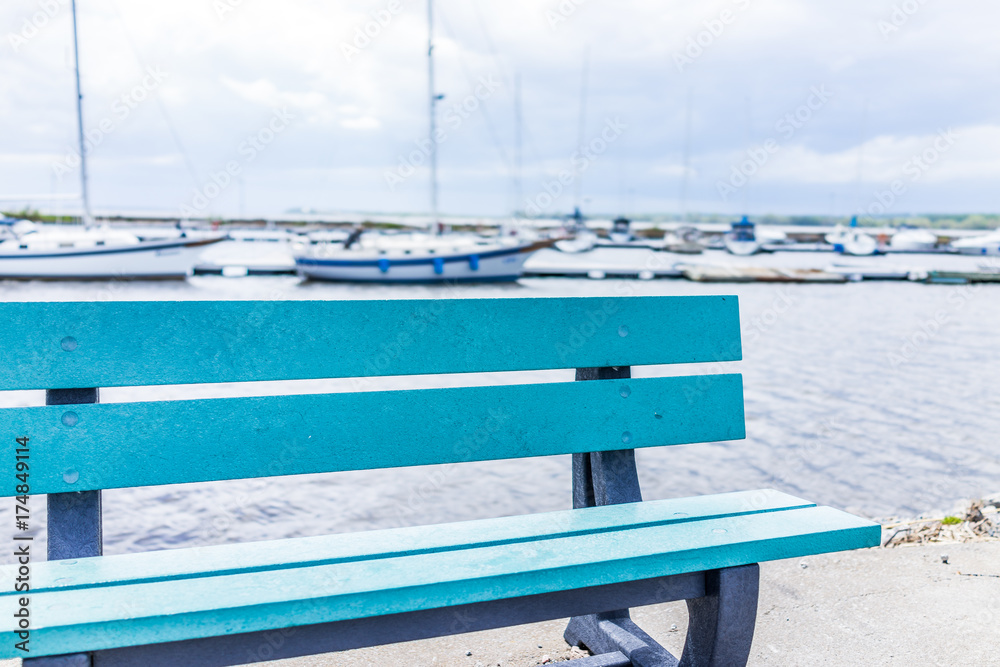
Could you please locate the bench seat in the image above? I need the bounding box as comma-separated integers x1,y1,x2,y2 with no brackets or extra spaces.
1,490,877,662
0,297,882,665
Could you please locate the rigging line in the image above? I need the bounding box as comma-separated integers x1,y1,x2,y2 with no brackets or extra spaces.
106,0,203,188
435,3,513,175
466,0,511,88
466,0,543,170
464,0,540,217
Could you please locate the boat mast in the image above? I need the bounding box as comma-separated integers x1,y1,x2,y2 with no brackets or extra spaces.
742,95,751,217
679,87,693,221
572,48,589,219
70,0,92,227
427,0,440,234
514,72,522,218
854,100,868,219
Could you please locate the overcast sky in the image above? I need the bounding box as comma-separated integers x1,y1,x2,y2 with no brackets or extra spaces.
3,0,999,219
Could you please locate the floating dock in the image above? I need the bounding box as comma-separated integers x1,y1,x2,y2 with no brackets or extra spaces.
524,266,683,279
825,265,915,281
679,265,847,284
523,248,683,280
925,270,1000,284
194,263,297,276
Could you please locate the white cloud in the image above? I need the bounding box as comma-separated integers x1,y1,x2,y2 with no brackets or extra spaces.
220,77,326,110
746,125,1000,185
340,116,381,130
3,0,1000,216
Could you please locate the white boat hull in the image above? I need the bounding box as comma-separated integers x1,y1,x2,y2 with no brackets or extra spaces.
0,237,223,279
723,238,761,256
953,235,1000,256
888,230,938,252
296,241,548,282
841,232,878,256
195,239,297,275
555,231,598,254
955,245,1000,256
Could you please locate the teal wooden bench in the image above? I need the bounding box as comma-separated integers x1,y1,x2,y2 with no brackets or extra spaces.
0,296,879,667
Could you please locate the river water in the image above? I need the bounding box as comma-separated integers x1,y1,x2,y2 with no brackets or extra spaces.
1,248,998,561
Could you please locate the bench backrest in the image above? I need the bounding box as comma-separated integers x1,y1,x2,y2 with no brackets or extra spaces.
0,296,744,497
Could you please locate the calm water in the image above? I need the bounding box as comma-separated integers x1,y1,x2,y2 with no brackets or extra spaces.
1,249,998,562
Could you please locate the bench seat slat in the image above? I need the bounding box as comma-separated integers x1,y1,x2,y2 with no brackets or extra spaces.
0,494,880,658
22,489,808,592
0,296,741,390
2,374,744,495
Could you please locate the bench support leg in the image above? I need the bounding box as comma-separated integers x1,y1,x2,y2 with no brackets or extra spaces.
568,367,759,667
564,565,759,667
572,365,641,508
45,389,102,561
24,654,92,667
32,390,101,667
678,564,759,667
565,611,679,667
571,367,680,665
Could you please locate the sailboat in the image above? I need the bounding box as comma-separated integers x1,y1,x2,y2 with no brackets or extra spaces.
0,0,223,280
888,227,938,252
296,231,553,282
554,207,598,253
608,216,633,244
295,0,548,283
826,217,878,256
0,223,223,279
723,216,763,256
951,229,1000,256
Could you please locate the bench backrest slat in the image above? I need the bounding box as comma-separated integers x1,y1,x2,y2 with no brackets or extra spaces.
0,296,740,390
1,374,745,495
